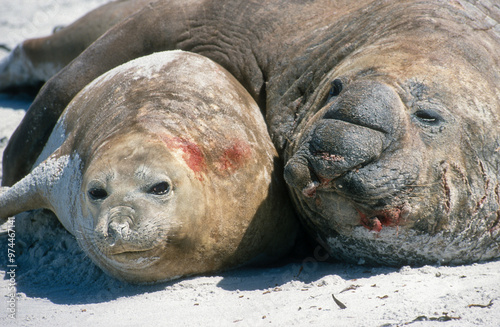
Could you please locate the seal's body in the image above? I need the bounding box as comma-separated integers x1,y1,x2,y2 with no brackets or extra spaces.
0,51,297,283
2,0,499,265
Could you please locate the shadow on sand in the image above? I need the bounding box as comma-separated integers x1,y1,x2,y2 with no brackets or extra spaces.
0,209,397,305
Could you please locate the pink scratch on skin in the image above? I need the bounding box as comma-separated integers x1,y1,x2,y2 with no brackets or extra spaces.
160,136,252,179
359,208,402,233
160,136,206,180
217,140,251,172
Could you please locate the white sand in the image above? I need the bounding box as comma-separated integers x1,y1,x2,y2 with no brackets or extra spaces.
0,1,499,326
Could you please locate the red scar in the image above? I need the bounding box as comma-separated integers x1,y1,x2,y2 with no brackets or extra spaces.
359,208,402,233
160,136,207,180
217,140,252,172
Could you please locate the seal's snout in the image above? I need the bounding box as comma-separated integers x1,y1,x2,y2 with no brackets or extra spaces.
96,206,136,243
284,153,320,198
308,119,385,180
108,216,133,241
285,80,403,198
284,119,385,198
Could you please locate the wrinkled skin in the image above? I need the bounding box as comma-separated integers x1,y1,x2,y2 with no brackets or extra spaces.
0,51,298,283
284,36,500,265
2,0,500,265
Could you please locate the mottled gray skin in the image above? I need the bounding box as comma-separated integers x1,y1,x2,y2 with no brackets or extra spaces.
2,0,500,265
0,51,298,283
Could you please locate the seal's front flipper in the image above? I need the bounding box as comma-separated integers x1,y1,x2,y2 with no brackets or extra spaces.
0,186,13,223
0,150,77,226
0,183,46,223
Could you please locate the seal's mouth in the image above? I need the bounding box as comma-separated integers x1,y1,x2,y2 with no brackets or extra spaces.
284,128,413,234
106,245,162,267
106,241,156,256
111,248,159,260
76,228,163,271
357,207,406,232
93,230,161,261
302,187,411,235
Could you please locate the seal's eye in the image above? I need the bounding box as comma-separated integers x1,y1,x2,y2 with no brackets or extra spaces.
88,188,108,200
329,79,343,97
414,109,444,126
148,182,171,195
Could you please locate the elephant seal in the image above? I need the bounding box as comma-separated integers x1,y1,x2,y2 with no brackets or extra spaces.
2,0,500,266
0,50,298,283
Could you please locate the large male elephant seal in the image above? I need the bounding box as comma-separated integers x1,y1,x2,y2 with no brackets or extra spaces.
2,0,500,266
0,50,298,283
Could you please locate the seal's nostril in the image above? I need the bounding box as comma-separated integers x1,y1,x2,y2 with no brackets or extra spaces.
302,181,320,198
106,210,134,241
108,220,131,240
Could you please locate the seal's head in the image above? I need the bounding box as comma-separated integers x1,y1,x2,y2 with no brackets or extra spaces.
78,131,208,282
67,51,297,282
284,26,500,265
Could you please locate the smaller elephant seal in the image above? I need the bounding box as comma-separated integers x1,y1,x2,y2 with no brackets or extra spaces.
0,50,298,283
